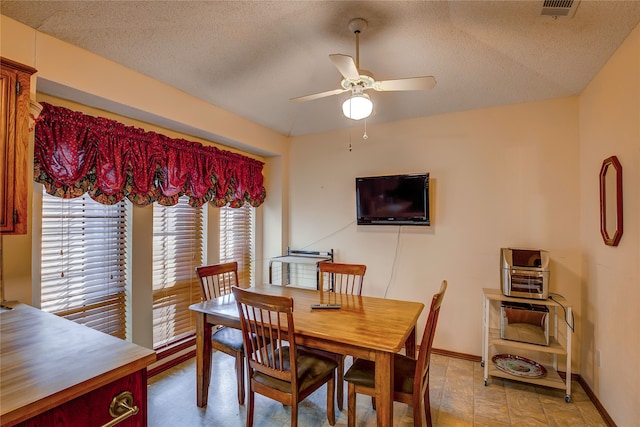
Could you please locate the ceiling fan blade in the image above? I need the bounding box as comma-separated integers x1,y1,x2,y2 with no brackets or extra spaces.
289,87,348,103
329,54,360,80
375,76,437,91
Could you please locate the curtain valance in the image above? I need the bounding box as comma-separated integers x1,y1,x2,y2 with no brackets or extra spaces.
34,102,266,207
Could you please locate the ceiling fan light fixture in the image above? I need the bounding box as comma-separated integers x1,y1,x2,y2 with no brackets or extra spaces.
342,92,373,120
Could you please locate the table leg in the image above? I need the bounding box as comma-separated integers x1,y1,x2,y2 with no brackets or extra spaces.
404,326,417,358
375,351,393,427
196,312,212,407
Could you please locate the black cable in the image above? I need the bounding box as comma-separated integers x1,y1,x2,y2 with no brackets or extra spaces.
549,293,575,333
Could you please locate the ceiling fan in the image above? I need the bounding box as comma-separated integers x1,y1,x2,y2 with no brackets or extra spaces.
290,18,437,120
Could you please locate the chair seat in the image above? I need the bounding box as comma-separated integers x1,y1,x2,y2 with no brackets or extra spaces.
253,347,338,393
211,326,244,351
343,354,417,394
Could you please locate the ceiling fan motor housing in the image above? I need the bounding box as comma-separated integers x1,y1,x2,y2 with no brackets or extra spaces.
348,18,368,34
341,74,376,91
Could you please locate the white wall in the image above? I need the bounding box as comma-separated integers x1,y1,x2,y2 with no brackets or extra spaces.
4,11,639,423
289,98,582,363
579,22,640,426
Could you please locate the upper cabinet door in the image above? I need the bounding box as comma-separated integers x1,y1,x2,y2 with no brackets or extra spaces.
1,57,36,235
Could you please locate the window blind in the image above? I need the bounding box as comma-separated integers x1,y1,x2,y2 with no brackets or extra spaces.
40,193,127,339
152,197,203,349
220,204,254,288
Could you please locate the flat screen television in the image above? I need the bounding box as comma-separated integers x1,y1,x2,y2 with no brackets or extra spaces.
356,173,430,226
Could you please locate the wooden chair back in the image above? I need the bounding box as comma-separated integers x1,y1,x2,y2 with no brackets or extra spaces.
410,280,447,413
232,286,297,387
232,286,337,426
195,262,239,300
319,262,366,295
195,262,246,405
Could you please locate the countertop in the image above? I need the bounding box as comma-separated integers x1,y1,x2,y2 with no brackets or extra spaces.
0,302,156,425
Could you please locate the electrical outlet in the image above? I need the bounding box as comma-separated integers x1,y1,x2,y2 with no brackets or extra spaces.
596,349,601,367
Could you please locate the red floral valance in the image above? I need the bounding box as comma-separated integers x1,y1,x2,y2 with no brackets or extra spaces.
34,102,266,207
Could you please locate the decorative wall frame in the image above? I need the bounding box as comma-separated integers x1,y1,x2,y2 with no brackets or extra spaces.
599,155,623,246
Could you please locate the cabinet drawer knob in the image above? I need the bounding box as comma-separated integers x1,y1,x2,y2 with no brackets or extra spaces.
101,391,139,427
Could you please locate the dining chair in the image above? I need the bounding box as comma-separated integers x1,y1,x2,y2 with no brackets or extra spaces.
232,286,337,427
195,262,246,405
314,262,367,411
343,280,447,427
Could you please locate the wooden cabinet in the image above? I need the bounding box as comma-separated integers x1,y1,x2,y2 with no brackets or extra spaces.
481,288,573,402
1,57,36,235
0,303,156,426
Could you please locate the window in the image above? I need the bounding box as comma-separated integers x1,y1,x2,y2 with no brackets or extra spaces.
40,193,127,339
220,203,254,288
152,197,203,349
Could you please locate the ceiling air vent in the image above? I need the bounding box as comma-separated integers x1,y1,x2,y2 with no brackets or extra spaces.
541,0,581,18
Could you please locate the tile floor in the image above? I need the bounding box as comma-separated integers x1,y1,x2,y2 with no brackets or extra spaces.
147,351,607,426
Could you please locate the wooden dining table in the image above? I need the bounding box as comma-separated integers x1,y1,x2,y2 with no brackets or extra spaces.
189,284,424,427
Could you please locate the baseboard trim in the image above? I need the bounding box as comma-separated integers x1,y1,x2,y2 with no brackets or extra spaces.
575,375,617,427
432,348,615,426
148,349,195,377
432,347,482,362
148,336,196,378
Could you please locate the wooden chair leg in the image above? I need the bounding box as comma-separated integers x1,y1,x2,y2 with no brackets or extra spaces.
347,383,356,427
413,399,424,427
424,385,432,427
291,402,298,427
235,351,245,405
327,375,336,426
337,356,344,411
246,389,254,427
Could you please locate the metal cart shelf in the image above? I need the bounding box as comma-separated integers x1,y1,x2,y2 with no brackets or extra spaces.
268,248,333,289
481,288,573,403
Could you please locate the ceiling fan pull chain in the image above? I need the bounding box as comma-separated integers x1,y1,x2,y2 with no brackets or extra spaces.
363,119,368,140
355,30,360,70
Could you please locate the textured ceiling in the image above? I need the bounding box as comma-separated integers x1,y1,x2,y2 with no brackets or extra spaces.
3,1,640,138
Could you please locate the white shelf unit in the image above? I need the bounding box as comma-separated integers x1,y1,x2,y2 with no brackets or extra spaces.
268,248,333,289
482,288,573,402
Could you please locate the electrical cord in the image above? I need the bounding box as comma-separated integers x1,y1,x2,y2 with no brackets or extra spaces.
383,226,402,298
297,219,402,298
549,292,575,333
265,219,403,298
298,219,402,298
255,220,357,265
300,219,356,250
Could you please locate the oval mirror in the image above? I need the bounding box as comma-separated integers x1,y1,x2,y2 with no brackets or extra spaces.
599,156,623,246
